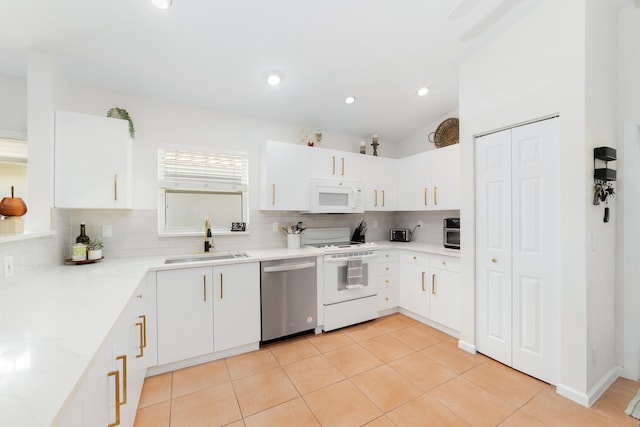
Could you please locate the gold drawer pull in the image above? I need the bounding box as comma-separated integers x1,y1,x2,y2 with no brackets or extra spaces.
421,272,426,291
116,355,127,404
491,258,497,263
108,370,121,427
431,274,436,294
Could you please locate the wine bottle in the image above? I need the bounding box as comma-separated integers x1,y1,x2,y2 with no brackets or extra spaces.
76,222,90,245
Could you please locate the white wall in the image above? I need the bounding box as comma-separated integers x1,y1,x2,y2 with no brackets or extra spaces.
396,108,459,158
584,0,618,394
617,3,640,380
0,74,27,133
459,0,594,403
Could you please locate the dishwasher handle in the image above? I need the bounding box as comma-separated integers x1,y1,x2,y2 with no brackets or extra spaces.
263,261,316,273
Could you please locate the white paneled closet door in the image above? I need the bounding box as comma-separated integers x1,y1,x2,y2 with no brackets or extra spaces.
476,117,560,385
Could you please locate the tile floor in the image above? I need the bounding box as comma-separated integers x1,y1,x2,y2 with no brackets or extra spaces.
134,314,640,426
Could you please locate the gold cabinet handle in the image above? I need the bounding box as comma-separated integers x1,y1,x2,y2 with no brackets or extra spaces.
491,258,497,263
220,273,223,299
341,157,345,176
108,370,121,427
385,297,389,301
381,190,385,207
421,271,426,291
413,256,417,260
116,355,127,404
385,279,389,284
136,315,147,358
272,184,276,205
434,186,438,205
385,267,389,271
332,156,336,175
442,261,446,267
374,189,378,207
431,274,436,294
385,253,390,258
203,275,207,302
136,321,144,358
114,174,118,201
424,187,428,206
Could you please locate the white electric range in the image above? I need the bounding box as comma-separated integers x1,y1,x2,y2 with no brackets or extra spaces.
302,228,379,331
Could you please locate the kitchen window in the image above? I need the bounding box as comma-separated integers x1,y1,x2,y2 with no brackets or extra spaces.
158,147,248,236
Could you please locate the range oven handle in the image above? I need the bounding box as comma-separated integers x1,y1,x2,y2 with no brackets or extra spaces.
324,252,378,262
263,261,316,273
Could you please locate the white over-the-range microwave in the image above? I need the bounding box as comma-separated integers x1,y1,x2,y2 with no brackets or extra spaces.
303,178,364,214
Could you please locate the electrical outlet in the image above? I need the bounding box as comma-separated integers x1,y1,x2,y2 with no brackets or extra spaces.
272,222,279,232
417,220,423,228
102,224,113,237
4,256,14,277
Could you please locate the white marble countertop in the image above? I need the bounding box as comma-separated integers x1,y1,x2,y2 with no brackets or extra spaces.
0,242,455,426
373,241,462,258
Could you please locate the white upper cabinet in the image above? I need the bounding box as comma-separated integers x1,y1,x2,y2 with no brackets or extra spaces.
311,147,362,181
397,144,460,211
54,110,133,209
362,156,398,211
260,141,311,211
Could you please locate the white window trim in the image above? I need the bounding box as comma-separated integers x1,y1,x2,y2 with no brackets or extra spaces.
157,145,249,236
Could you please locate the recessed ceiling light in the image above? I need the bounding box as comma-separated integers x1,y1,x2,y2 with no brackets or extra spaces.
264,70,284,86
147,0,172,9
417,87,430,96
344,96,356,104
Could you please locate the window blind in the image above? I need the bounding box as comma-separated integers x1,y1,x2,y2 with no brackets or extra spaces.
158,148,248,191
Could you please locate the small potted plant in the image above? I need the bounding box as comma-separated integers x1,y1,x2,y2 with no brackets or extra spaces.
107,107,135,139
88,238,104,260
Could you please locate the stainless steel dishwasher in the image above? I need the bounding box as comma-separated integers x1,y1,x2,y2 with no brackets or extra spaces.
261,256,317,342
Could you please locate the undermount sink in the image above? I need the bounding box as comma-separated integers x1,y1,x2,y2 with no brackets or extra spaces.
164,251,250,264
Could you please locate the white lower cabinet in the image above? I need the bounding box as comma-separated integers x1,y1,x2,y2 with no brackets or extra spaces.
399,252,430,318
377,250,398,312
212,263,261,352
55,278,153,427
428,258,460,332
157,267,214,365
399,250,460,333
156,262,261,365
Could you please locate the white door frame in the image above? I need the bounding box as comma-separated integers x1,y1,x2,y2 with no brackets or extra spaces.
623,120,640,380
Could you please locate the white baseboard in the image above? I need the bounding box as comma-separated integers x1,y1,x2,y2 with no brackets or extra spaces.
458,340,476,354
586,366,620,406
556,383,590,407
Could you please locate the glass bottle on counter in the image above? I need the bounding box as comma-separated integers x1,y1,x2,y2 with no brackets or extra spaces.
76,222,90,245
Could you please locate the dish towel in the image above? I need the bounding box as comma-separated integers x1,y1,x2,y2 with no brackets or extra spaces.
346,259,364,289
625,388,640,419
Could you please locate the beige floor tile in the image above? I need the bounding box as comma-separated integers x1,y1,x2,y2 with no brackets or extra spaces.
363,415,396,426
232,367,299,416
421,340,485,374
268,338,320,365
429,376,517,427
520,387,622,426
172,359,230,398
372,313,413,333
390,325,446,351
498,410,546,426
359,334,414,363
591,377,640,426
342,321,385,342
225,349,279,380
243,397,320,427
307,330,354,353
325,343,383,377
170,383,241,427
389,352,457,391
283,354,345,395
137,372,172,408
461,360,545,407
387,394,471,427
133,401,170,427
224,421,245,427
351,364,422,412
304,379,382,427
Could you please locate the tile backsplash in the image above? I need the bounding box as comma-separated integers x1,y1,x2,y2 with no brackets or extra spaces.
0,207,458,288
